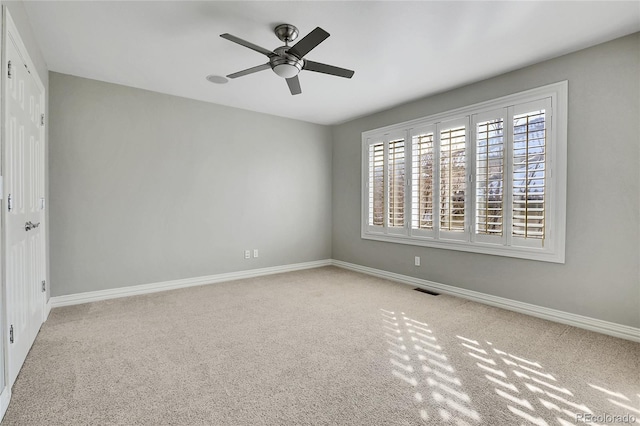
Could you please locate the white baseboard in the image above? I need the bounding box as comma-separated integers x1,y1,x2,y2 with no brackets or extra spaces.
44,298,52,320
331,260,640,343
0,385,10,423
50,259,332,308
47,258,639,343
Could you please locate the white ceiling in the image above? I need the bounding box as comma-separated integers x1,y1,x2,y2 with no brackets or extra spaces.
23,1,640,125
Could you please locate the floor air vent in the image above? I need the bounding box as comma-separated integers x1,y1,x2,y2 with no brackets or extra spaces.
414,288,440,296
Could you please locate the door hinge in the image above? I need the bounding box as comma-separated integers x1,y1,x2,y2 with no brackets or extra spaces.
7,194,12,212
41,114,45,126
42,280,46,292
9,325,13,344
7,61,11,79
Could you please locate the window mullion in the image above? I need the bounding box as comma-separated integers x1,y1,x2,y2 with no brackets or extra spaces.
544,97,553,244
433,123,441,239
365,142,371,226
463,117,471,241
469,117,477,242
505,106,514,247
383,137,390,233
404,130,411,236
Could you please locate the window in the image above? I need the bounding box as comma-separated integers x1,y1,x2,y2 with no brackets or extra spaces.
475,116,505,238
388,138,405,230
439,120,468,238
411,129,435,234
368,141,384,227
361,82,567,263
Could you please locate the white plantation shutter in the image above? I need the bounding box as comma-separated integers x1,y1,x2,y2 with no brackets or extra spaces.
364,132,407,235
474,110,506,244
388,138,406,229
411,126,436,237
439,118,469,241
361,82,566,263
511,99,550,248
368,141,384,229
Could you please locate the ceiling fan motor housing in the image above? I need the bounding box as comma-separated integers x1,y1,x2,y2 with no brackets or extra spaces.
270,46,303,78
274,24,299,44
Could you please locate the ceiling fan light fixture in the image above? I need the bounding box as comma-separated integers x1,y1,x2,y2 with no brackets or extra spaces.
270,48,303,79
273,63,300,78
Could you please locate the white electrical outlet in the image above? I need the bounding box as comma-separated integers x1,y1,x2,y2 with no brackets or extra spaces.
414,256,421,266
253,249,259,258
244,250,251,259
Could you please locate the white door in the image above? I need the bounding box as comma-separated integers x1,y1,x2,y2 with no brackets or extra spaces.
3,10,46,387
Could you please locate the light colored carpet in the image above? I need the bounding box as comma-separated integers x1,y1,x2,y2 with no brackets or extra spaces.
3,266,639,425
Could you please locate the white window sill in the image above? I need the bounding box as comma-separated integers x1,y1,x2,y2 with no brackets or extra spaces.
361,231,565,263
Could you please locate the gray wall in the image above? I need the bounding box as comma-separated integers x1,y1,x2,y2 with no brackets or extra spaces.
332,33,640,328
49,72,332,296
47,33,640,328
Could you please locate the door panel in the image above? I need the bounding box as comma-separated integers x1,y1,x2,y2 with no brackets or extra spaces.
4,19,46,387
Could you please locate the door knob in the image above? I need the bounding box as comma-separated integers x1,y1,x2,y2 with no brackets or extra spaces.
25,221,40,231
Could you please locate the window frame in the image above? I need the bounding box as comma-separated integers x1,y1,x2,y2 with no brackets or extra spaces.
361,81,567,263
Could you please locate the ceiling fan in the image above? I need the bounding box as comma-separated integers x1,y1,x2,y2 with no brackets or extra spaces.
220,24,355,95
